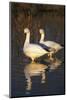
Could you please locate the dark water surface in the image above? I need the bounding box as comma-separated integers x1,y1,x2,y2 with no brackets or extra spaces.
11,49,65,98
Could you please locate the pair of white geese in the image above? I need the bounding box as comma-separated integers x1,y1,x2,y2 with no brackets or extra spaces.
23,28,63,62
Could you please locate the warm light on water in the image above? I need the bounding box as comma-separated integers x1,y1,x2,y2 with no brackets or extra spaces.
24,62,48,91
24,57,62,91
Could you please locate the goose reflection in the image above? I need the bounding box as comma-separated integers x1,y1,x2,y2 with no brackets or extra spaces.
49,57,62,71
24,62,48,91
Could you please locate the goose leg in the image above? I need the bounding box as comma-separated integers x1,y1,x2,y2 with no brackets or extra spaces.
48,52,54,61
50,53,54,61
31,58,35,63
48,48,56,61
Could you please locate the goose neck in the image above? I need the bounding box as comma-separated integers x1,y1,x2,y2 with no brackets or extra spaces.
40,33,45,43
24,32,30,47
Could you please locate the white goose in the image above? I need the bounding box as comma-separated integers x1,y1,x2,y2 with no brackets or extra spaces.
39,29,63,60
23,28,49,63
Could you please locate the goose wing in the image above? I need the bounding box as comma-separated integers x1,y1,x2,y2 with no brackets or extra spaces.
25,44,48,54
43,41,63,50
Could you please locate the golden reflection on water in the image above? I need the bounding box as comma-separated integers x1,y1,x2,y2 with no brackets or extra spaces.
24,62,48,91
24,57,62,91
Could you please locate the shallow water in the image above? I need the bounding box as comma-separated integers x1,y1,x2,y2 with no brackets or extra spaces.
11,49,65,98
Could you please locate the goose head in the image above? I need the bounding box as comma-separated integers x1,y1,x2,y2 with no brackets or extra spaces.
24,28,30,34
39,29,45,34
